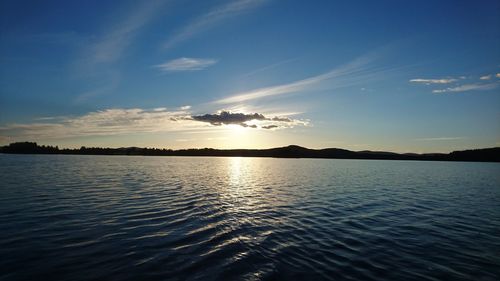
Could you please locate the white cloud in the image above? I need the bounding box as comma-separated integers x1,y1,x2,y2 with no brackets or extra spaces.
180,105,192,110
496,73,500,78
409,78,457,84
0,108,199,140
154,58,217,72
480,75,491,80
163,0,267,49
215,54,375,104
432,83,498,93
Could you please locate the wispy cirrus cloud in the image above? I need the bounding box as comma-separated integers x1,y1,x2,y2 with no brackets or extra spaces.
215,54,376,104
154,57,218,72
432,83,498,93
74,1,168,102
75,70,121,102
409,78,457,84
239,57,298,78
85,0,167,65
163,0,267,49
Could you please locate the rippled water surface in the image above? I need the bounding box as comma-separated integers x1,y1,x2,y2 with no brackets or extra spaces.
1,154,499,281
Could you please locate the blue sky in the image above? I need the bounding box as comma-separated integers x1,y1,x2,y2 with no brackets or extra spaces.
0,0,499,152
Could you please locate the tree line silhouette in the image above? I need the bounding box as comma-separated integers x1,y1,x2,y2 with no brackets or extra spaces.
1,142,499,162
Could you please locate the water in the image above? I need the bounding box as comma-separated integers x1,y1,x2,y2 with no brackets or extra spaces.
0,154,499,281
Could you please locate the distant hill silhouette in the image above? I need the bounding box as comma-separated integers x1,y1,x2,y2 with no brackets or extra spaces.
1,142,499,162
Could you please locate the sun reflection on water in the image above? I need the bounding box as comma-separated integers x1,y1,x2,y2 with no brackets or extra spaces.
225,157,261,213
228,157,243,186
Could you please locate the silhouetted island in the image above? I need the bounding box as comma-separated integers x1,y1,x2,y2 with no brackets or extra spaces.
1,142,499,162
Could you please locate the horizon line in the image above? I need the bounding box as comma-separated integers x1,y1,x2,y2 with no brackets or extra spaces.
1,141,499,156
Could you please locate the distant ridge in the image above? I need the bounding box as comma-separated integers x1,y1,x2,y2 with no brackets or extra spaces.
1,142,499,162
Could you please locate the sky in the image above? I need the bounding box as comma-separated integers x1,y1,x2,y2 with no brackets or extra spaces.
0,0,499,153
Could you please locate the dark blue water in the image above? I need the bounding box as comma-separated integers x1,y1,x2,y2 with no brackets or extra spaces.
0,154,499,281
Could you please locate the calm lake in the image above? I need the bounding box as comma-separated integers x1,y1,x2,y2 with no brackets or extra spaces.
0,154,499,280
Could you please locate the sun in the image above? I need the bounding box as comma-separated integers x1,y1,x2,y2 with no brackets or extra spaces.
228,124,246,132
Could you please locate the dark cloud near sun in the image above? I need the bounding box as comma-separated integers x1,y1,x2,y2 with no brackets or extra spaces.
189,111,304,129
191,111,266,125
242,123,258,128
262,125,278,129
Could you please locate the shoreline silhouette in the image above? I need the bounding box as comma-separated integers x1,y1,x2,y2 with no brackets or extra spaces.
1,142,499,162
